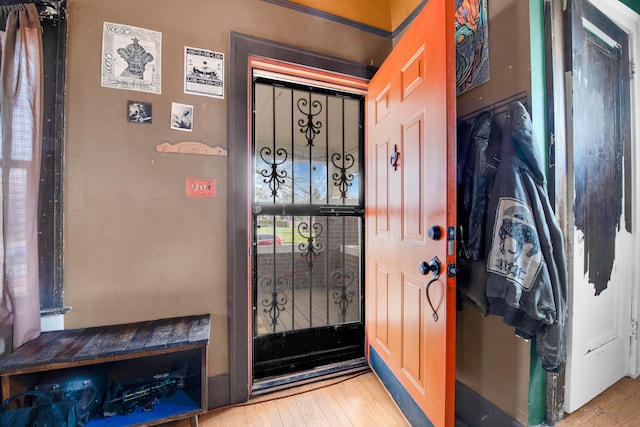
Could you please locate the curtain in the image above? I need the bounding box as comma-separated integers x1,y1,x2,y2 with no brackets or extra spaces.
0,2,43,356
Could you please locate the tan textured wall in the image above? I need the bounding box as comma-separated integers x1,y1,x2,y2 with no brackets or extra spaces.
63,0,391,379
455,0,532,423
63,0,532,418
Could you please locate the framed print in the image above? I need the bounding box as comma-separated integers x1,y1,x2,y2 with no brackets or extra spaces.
171,102,193,132
127,101,152,124
184,46,224,99
102,22,162,94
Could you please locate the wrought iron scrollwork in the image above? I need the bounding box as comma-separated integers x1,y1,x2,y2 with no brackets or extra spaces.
260,276,289,332
332,270,356,322
331,152,355,200
297,97,323,147
298,220,323,269
259,146,288,198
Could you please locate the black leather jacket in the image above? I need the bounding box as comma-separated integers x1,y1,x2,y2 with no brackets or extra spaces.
484,102,567,373
456,110,502,314
457,102,567,372
458,110,495,261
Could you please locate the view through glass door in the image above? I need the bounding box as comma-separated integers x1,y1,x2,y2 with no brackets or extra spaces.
252,76,365,384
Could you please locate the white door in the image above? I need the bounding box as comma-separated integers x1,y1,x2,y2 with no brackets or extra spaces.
564,0,640,413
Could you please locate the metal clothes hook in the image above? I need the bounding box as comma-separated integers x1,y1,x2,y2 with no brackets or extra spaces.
390,144,399,171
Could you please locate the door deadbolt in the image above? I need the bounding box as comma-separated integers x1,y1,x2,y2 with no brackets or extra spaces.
428,226,442,241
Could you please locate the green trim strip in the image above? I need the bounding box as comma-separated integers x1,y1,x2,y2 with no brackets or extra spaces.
528,0,547,425
619,0,640,15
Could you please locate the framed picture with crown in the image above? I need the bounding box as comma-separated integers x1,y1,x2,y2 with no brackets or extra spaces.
101,22,162,94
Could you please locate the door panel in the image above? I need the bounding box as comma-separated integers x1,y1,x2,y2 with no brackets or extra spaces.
402,274,425,387
366,0,456,425
402,113,425,242
564,0,634,413
375,140,390,234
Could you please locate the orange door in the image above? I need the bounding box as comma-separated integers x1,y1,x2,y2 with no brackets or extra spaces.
365,1,456,426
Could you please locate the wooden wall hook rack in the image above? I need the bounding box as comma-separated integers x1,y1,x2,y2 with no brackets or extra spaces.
156,141,228,157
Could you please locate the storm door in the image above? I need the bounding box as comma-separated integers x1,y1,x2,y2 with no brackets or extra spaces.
251,76,365,383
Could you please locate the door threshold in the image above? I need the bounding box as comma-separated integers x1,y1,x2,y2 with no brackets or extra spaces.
251,357,369,396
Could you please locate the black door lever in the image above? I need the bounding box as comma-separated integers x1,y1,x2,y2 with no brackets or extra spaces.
419,256,441,321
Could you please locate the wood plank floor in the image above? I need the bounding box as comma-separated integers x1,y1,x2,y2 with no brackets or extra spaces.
168,371,409,427
165,373,640,426
556,376,640,427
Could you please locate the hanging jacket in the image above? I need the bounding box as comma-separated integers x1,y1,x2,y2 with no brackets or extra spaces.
456,111,499,314
484,101,567,373
458,110,497,261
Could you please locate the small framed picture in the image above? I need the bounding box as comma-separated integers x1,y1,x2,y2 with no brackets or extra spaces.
171,102,193,132
127,101,152,124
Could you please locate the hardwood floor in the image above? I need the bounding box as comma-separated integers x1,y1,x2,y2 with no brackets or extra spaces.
165,373,640,426
168,371,409,427
556,376,640,427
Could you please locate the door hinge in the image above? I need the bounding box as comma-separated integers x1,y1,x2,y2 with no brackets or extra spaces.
631,61,636,79
632,320,638,340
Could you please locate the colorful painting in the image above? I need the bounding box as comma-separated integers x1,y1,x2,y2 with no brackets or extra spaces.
455,0,489,95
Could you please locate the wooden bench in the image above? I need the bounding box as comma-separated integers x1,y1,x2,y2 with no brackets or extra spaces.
0,314,210,426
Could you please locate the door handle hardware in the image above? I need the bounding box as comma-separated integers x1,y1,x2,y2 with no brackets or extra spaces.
447,226,455,255
447,263,457,277
419,257,441,321
318,206,363,215
419,257,441,277
428,226,442,241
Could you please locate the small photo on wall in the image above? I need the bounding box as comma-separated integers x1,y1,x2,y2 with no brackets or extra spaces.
127,101,153,124
171,102,193,132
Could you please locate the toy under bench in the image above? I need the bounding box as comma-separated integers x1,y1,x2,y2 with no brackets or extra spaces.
0,314,210,427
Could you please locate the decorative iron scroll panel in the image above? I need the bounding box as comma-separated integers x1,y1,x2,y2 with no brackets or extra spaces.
252,78,364,339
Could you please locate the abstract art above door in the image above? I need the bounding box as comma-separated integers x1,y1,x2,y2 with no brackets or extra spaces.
455,0,489,94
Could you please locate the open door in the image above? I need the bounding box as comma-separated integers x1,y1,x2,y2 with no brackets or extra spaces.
365,0,456,426
563,0,636,413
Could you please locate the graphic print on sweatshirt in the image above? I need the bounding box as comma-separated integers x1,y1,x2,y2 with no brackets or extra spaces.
487,198,542,290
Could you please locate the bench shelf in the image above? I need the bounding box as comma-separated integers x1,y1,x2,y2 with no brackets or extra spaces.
0,314,210,427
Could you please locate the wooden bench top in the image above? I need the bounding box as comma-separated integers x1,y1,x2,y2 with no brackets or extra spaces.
0,314,210,374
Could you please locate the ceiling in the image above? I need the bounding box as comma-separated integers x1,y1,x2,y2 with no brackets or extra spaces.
271,0,424,36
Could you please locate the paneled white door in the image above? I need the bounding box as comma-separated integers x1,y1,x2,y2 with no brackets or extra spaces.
564,0,640,413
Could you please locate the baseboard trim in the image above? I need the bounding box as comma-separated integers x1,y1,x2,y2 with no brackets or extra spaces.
369,346,434,427
455,381,524,427
207,374,230,410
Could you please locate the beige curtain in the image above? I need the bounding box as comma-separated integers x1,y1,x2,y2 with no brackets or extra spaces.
0,2,43,356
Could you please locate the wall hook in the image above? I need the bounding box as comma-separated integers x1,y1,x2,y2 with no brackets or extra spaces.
390,144,399,171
